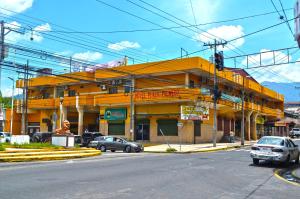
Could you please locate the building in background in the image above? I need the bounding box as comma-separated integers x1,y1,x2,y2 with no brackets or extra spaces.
4,57,284,143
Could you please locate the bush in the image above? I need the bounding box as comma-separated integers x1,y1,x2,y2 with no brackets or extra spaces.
166,147,177,153
0,144,5,151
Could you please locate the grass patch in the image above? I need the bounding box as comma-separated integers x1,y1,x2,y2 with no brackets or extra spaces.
166,147,177,153
4,142,63,149
0,144,5,151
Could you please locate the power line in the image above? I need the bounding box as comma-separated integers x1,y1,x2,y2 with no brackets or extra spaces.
278,0,294,37
0,6,164,62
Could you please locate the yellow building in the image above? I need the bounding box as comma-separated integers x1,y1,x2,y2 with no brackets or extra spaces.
5,57,284,143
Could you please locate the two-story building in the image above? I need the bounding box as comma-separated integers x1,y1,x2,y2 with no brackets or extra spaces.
4,57,284,143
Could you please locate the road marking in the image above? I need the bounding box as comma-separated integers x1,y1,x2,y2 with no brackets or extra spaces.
274,169,300,187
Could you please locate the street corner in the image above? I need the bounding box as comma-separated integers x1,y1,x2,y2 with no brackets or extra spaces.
274,166,300,187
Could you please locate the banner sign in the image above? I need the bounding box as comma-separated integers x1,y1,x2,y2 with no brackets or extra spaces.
180,105,209,120
104,108,127,120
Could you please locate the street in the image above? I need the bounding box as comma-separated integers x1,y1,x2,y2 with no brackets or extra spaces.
0,141,300,199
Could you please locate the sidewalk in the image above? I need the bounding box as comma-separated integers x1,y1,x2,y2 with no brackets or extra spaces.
292,168,300,180
144,141,256,153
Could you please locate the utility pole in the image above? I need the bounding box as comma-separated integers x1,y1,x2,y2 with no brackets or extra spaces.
241,78,245,146
0,21,5,92
129,76,135,141
204,39,227,147
21,61,29,135
8,77,14,134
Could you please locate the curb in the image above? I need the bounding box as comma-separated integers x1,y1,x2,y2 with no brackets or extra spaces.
274,169,300,187
0,150,101,162
0,147,94,153
144,144,251,154
291,168,300,180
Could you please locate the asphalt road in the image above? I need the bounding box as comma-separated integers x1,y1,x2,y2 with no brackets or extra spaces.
0,141,300,199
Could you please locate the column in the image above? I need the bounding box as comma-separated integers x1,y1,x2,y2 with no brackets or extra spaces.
53,86,57,98
250,112,258,140
77,106,84,136
245,111,253,141
185,73,189,88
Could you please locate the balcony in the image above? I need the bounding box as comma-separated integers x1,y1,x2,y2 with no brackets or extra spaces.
15,98,56,109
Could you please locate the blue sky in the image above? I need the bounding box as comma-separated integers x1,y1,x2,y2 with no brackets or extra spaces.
0,0,298,96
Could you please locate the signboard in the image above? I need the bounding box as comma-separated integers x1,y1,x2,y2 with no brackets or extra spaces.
180,105,209,120
135,90,180,100
104,108,127,120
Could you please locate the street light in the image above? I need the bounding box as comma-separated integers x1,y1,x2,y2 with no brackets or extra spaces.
8,77,14,134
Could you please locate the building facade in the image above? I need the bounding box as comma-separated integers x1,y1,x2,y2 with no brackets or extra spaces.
5,57,284,143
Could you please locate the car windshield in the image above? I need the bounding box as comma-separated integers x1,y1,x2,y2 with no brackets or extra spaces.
293,128,300,131
4,133,11,137
257,137,284,146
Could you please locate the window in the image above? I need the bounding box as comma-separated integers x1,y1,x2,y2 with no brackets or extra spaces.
157,119,178,136
42,92,50,99
68,90,76,97
108,120,125,135
105,136,113,142
124,80,131,93
57,87,64,97
189,80,195,88
109,87,118,94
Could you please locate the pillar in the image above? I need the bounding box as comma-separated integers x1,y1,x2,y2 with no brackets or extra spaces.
77,106,84,136
53,86,57,98
245,111,253,141
185,73,189,88
250,112,258,140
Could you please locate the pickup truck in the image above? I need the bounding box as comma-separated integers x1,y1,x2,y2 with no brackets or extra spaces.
289,128,300,138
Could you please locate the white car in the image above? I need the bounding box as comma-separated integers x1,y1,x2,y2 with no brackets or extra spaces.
289,128,300,138
0,132,11,143
250,136,299,165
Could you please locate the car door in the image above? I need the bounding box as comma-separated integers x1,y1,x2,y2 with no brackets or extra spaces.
286,139,295,159
289,139,299,160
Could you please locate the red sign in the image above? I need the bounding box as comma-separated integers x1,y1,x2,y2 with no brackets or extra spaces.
134,90,180,100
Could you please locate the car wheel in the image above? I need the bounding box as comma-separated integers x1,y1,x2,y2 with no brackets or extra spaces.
125,146,131,153
296,154,299,164
253,158,259,165
111,150,116,152
285,155,290,167
98,145,106,152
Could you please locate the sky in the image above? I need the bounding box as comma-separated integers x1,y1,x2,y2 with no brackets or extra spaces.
0,0,298,97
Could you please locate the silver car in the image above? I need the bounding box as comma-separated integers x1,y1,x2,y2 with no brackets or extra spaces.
250,136,299,165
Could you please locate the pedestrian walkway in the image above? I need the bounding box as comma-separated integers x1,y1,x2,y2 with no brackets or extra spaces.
144,141,256,153
292,168,300,179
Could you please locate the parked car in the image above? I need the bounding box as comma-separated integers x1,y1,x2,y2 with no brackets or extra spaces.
81,132,103,147
30,132,53,143
250,136,299,165
289,128,300,138
89,136,144,153
0,132,11,143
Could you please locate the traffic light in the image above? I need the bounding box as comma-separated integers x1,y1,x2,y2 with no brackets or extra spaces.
212,86,222,101
214,51,224,71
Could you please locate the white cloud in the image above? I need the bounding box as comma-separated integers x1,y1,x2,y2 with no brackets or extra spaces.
243,49,298,83
73,51,103,62
0,0,33,15
108,41,141,51
194,25,245,51
5,22,51,43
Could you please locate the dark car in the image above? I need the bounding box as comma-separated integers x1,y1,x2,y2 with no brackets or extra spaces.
81,132,103,147
89,136,143,153
30,132,53,143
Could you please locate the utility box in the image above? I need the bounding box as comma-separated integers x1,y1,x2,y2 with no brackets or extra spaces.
52,135,75,147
